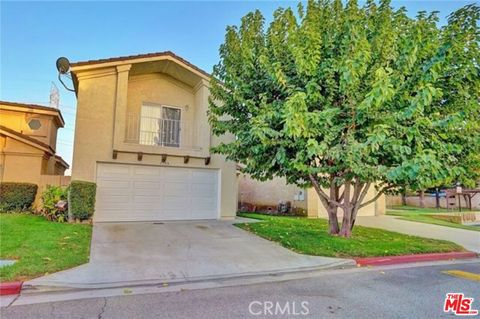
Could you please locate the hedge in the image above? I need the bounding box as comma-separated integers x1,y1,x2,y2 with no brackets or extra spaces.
0,182,38,212
69,180,96,220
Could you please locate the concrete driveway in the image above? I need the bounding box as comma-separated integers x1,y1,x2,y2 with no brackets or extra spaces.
27,219,354,289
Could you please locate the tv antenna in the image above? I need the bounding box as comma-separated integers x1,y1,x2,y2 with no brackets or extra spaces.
56,57,75,92
49,82,60,109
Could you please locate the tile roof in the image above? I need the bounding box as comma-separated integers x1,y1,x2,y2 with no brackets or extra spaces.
0,125,69,168
70,51,211,78
0,100,65,126
0,125,55,154
54,154,70,169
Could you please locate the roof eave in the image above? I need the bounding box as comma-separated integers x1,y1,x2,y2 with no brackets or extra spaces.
69,51,211,82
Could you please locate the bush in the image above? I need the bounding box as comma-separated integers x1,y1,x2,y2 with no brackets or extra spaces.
0,182,38,212
41,185,68,222
69,180,96,220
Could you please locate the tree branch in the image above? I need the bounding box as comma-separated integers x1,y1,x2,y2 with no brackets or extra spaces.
309,174,343,208
359,184,395,208
353,182,371,216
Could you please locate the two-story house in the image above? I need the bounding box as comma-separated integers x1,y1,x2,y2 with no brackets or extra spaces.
0,101,69,184
69,51,237,222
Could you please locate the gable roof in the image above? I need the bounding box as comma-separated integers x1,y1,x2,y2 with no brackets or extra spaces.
0,101,65,127
70,51,211,79
0,125,55,154
0,125,69,169
55,155,70,169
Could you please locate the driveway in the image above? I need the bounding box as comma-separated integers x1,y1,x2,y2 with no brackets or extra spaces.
27,219,354,289
355,216,480,253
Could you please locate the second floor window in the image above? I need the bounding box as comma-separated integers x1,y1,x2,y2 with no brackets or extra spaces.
139,104,181,147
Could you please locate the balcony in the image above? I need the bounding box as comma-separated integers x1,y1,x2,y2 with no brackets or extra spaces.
124,113,202,152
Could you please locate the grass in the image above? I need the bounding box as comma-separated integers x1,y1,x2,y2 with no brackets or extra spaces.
236,213,464,258
387,206,480,232
389,205,479,214
0,213,92,282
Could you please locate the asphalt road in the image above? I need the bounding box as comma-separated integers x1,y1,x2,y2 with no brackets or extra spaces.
2,262,479,319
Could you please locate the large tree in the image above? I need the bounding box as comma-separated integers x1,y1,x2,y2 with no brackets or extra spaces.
208,0,480,237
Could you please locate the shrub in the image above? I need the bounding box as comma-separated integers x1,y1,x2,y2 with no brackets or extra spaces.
41,185,68,222
69,180,96,220
0,182,38,212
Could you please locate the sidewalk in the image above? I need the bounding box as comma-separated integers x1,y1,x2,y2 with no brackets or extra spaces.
355,216,480,253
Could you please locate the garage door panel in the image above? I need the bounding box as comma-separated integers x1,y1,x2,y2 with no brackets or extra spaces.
95,164,219,222
191,183,216,196
97,179,131,188
132,189,161,197
97,188,131,198
133,180,160,188
133,166,161,176
192,198,217,210
96,200,130,210
163,196,190,209
163,182,187,195
132,195,164,206
97,165,131,177
163,167,190,181
191,170,216,183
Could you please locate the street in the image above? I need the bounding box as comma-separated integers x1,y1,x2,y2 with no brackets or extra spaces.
1,261,479,319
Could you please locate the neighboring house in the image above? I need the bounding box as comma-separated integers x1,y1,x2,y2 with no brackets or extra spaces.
307,187,385,218
0,101,69,184
238,172,307,214
69,51,237,222
238,171,385,217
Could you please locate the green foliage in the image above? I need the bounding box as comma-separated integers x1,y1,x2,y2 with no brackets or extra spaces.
69,180,96,220
41,185,68,222
210,1,480,195
0,183,38,212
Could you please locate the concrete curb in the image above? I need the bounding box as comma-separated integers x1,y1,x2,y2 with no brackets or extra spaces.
355,251,478,267
23,259,356,292
0,281,23,296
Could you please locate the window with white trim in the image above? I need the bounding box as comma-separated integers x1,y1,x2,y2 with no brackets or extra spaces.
139,104,181,147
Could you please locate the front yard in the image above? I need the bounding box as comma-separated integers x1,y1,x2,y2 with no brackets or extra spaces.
387,206,480,232
0,213,92,281
237,213,465,258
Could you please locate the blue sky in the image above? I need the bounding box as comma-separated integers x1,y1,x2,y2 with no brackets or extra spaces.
1,1,474,173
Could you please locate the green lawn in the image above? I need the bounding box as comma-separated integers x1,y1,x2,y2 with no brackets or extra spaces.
236,213,464,258
387,206,480,232
0,213,92,282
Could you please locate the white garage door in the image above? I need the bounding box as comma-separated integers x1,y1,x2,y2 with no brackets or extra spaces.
95,163,219,222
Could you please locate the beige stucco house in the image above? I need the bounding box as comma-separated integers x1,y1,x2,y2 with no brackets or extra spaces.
0,101,69,184
69,51,237,222
238,173,308,214
307,187,385,218
238,172,385,217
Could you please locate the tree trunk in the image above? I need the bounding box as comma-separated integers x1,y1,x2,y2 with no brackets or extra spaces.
327,183,340,234
339,212,352,237
419,190,425,208
339,181,352,237
327,205,340,234
309,175,373,237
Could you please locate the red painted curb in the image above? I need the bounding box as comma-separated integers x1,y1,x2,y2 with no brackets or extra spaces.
0,281,23,296
355,252,478,267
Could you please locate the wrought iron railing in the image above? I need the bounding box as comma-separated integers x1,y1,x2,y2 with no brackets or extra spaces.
125,113,181,147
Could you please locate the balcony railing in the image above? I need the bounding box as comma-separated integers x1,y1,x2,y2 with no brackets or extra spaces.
126,112,182,147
